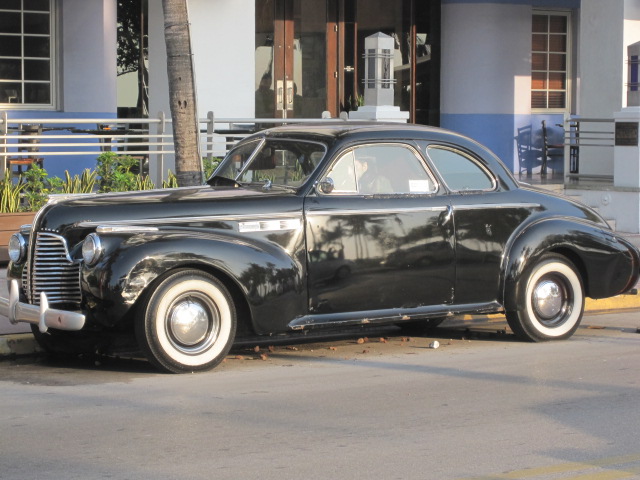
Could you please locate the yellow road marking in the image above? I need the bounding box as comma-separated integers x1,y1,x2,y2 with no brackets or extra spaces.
460,453,640,480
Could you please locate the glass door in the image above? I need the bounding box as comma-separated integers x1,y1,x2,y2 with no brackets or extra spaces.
255,0,440,123
255,0,337,119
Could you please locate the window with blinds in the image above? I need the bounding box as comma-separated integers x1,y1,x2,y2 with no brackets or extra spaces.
0,0,53,107
531,12,569,111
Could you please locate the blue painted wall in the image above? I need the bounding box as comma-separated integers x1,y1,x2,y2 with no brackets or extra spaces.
3,111,116,178
440,0,576,173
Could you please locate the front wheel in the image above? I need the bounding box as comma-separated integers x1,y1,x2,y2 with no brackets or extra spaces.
506,254,584,342
136,269,237,373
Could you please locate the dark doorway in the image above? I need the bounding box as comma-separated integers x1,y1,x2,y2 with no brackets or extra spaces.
255,0,440,124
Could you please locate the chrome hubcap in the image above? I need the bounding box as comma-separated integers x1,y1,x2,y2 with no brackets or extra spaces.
167,294,220,354
532,279,565,321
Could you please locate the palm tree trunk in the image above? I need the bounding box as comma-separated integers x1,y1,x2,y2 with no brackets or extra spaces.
162,0,202,186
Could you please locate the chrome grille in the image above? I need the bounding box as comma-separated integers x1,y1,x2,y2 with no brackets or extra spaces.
25,232,81,306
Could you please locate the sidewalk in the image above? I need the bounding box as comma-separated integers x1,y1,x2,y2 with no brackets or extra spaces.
1,233,639,357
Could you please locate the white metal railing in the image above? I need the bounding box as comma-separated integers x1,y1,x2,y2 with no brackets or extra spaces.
0,110,347,184
564,116,615,182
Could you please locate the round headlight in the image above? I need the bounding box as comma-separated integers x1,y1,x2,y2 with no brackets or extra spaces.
82,233,103,266
8,233,27,264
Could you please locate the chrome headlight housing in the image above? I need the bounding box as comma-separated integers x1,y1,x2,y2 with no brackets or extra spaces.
8,233,27,263
82,233,103,266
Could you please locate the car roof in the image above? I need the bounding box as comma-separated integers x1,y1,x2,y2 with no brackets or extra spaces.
257,122,519,191
261,122,460,141
257,122,496,157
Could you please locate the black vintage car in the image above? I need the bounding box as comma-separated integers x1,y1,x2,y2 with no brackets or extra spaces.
2,124,639,373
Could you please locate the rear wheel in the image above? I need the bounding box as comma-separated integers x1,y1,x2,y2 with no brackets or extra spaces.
506,254,584,342
135,269,237,373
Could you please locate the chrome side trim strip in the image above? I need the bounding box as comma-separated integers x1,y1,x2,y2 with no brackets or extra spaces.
289,301,502,331
239,219,302,233
96,225,160,233
453,203,542,210
308,206,448,216
77,212,302,228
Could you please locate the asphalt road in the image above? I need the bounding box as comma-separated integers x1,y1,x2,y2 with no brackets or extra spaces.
1,311,639,480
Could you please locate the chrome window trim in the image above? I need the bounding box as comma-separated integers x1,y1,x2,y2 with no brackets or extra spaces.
234,137,328,184
425,145,498,193
318,142,439,196
233,137,266,180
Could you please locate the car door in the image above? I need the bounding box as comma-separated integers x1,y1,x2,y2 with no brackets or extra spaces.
304,142,455,315
423,144,534,305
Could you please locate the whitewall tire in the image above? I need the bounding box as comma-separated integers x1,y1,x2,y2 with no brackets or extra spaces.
506,254,584,342
136,269,237,373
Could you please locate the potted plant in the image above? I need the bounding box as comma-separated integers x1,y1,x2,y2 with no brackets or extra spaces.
0,154,185,263
0,166,99,263
0,170,33,263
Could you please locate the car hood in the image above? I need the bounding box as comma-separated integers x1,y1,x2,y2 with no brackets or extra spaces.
37,185,302,234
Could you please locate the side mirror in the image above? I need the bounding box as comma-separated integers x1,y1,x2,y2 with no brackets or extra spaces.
318,177,335,194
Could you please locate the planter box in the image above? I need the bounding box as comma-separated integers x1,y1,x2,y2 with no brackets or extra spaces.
0,212,35,264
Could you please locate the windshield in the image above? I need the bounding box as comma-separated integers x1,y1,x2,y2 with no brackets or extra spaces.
213,138,327,188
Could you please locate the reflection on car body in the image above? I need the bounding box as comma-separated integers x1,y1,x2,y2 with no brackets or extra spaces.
2,123,639,373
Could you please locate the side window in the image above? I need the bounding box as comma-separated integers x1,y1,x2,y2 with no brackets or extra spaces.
324,144,436,195
426,146,494,192
325,150,358,193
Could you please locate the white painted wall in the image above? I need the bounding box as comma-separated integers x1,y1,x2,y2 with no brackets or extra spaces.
441,3,531,115
61,0,117,113
148,0,255,119
577,0,624,117
623,0,640,107
576,0,627,176
190,0,255,118
147,0,254,182
148,1,169,118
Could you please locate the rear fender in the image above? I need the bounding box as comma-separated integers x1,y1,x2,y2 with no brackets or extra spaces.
501,218,633,311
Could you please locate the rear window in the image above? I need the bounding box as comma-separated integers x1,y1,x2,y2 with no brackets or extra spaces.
426,146,495,192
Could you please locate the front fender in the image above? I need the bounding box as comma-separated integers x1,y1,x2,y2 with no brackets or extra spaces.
501,218,639,312
81,230,306,332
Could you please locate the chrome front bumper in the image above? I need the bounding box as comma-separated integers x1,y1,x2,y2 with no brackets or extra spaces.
0,279,85,333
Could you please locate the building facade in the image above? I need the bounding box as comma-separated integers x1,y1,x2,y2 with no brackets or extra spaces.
1,0,640,180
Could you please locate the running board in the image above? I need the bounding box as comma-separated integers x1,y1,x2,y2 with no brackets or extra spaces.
288,302,503,331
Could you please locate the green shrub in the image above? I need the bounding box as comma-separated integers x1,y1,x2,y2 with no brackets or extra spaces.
22,165,57,211
0,170,25,213
203,156,221,179
0,153,193,213
162,171,179,189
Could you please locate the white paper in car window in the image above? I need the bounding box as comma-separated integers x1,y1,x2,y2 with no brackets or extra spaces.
409,180,431,193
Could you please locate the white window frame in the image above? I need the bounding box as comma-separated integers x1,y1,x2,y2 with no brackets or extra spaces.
0,0,56,109
531,9,572,113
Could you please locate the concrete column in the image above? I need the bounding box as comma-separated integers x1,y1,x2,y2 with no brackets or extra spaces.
61,0,117,114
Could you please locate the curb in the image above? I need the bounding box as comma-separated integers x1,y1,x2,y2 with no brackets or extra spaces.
2,290,638,360
0,332,40,358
